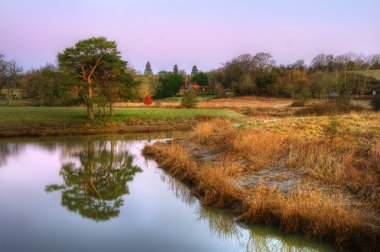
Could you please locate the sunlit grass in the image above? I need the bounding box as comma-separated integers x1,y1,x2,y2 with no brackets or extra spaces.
0,107,243,133
144,117,380,250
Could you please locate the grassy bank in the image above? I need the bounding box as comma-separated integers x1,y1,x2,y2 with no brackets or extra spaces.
143,116,380,251
0,107,243,137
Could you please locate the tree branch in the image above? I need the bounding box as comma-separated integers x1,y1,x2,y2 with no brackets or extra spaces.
87,57,103,83
80,64,87,80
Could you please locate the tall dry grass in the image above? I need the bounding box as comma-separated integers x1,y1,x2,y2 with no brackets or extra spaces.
371,141,380,171
239,184,374,250
287,138,375,191
143,142,197,184
370,142,380,212
191,120,284,172
295,101,364,116
194,164,244,208
144,119,380,251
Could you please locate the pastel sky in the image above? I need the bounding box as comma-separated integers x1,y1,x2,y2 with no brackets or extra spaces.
0,0,379,73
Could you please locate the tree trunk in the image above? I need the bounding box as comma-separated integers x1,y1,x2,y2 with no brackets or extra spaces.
87,102,94,120
87,85,94,120
98,105,101,117
110,103,115,116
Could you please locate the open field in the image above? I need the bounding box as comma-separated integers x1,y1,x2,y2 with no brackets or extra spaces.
144,114,380,251
116,96,373,113
357,69,380,80
0,96,375,137
0,107,242,137
115,96,295,109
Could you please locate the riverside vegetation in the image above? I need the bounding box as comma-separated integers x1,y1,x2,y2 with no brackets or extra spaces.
143,112,380,251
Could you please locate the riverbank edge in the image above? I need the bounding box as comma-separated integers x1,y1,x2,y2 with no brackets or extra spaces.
0,123,191,138
142,140,379,252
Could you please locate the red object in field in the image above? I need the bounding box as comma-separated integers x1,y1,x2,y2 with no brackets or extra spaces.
192,83,200,90
143,95,153,105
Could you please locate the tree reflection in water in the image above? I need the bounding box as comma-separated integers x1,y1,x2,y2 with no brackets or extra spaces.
160,169,330,252
46,140,141,221
0,142,24,167
159,171,197,207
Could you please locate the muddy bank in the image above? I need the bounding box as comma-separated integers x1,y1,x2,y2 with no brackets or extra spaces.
143,119,380,251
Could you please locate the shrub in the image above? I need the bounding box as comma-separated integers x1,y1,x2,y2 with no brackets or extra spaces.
143,95,153,105
371,95,380,111
324,115,340,141
291,89,310,107
336,95,351,106
181,89,198,108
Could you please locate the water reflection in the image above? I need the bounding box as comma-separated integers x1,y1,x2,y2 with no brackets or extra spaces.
0,136,335,251
46,140,142,221
160,171,197,207
0,142,24,167
160,170,334,252
196,207,244,241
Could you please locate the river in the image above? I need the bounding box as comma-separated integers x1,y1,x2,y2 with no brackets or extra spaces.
0,134,336,252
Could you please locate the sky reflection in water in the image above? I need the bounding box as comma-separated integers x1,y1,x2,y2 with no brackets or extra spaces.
0,136,336,252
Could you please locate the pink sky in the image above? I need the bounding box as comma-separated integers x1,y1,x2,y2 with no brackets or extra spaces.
0,0,379,73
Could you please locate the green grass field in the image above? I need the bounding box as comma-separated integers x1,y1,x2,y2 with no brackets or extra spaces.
0,107,243,135
357,69,380,80
113,107,240,119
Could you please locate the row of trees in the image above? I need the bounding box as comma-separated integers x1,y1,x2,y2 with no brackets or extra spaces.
1,36,379,119
208,53,380,100
21,64,77,106
135,62,209,99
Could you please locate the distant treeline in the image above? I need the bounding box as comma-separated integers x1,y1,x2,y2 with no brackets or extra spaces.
1,51,379,107
208,53,380,100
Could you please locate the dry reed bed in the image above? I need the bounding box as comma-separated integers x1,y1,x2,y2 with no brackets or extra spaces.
143,119,380,251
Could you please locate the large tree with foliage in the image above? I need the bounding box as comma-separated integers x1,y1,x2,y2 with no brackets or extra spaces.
22,64,76,106
58,37,125,119
133,75,156,99
155,71,184,98
97,63,134,116
192,71,209,86
0,55,23,104
216,53,276,95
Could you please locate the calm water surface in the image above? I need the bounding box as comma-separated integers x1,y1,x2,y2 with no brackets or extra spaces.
0,134,336,252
